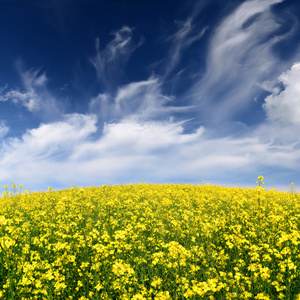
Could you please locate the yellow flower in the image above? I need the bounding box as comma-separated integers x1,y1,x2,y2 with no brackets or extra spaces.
0,215,7,226
151,277,163,288
1,181,300,299
255,293,270,300
154,291,171,300
132,294,147,300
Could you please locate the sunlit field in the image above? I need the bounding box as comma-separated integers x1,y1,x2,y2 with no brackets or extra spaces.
1,178,300,300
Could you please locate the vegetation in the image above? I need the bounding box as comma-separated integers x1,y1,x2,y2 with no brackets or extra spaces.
0,178,300,299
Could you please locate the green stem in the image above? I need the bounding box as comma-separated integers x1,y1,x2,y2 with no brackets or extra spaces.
0,236,15,300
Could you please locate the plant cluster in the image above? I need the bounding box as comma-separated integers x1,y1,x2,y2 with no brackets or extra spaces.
0,179,300,299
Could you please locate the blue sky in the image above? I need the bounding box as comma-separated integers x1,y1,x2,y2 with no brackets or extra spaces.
1,0,300,192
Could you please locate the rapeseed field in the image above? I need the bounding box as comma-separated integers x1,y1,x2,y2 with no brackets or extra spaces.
1,177,300,299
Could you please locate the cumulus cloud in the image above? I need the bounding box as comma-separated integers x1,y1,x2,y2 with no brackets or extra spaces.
263,62,300,124
72,120,205,161
2,113,97,161
90,26,144,89
1,110,300,190
0,113,97,184
189,0,297,123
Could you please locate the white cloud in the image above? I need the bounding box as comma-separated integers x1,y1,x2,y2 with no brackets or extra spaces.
0,113,97,184
0,121,9,139
89,76,195,122
90,26,144,88
163,17,208,77
113,77,172,120
208,0,284,79
0,88,40,112
189,0,297,123
21,67,48,88
0,65,61,115
263,62,300,124
74,120,205,158
2,113,97,161
89,93,112,121
1,111,300,190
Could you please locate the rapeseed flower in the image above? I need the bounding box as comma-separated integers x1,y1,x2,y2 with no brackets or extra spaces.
0,182,300,298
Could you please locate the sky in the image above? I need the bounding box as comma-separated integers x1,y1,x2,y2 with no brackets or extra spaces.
1,0,300,193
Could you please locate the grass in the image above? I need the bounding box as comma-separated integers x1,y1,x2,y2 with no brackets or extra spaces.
0,180,300,299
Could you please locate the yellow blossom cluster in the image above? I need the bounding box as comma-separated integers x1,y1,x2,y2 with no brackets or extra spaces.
0,181,300,299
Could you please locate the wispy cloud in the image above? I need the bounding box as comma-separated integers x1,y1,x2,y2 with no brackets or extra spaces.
163,17,208,77
0,67,44,112
189,0,298,124
0,87,39,112
0,121,9,139
89,76,194,123
90,26,144,90
0,61,63,119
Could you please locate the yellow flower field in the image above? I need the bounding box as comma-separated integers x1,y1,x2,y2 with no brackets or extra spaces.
0,179,300,299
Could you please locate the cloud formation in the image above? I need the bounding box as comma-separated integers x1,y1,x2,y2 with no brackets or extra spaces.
1,110,300,191
0,64,61,117
190,0,296,123
89,76,194,123
264,62,300,124
2,0,300,193
0,121,9,139
90,26,144,90
163,17,208,77
0,114,97,185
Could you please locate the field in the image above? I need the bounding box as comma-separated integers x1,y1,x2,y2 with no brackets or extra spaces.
0,179,300,299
